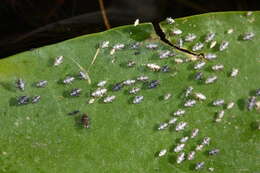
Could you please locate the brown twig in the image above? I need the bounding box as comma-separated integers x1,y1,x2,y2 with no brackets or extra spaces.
98,0,111,29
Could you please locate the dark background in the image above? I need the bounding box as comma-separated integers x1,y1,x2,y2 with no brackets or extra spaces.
0,0,259,58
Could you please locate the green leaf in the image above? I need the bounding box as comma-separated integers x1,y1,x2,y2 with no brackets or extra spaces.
0,11,259,173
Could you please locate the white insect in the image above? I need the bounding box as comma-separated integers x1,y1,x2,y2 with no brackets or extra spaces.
176,122,187,131
103,95,116,103
176,152,185,164
184,99,196,107
136,75,149,81
129,87,141,94
172,28,182,35
146,63,161,71
242,32,255,40
205,76,217,84
210,40,217,49
174,143,185,152
134,19,139,26
63,76,75,84
87,98,95,104
226,102,235,109
146,43,158,49
54,56,63,66
97,80,107,87
180,136,189,143
230,68,239,77
187,151,196,160
168,117,178,124
158,149,167,157
219,41,229,51
164,93,172,100
195,162,205,170
213,99,225,106
158,123,169,130
173,109,186,116
191,128,199,138
202,137,211,145
123,79,136,86
194,92,207,101
185,33,197,42
166,17,175,24
208,167,215,172
100,41,109,48
212,64,224,71
91,88,107,97
185,86,193,97
159,50,174,59
215,110,225,122
177,38,184,47
133,95,144,104
113,44,125,50
36,80,48,88
205,32,215,42
204,53,217,60
192,42,204,51
79,71,87,80
174,58,184,64
196,144,204,151
227,28,234,34
194,61,206,70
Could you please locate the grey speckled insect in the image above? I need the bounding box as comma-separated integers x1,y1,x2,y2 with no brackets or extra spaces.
16,78,25,91
192,42,204,51
172,28,182,35
194,92,206,101
194,61,206,70
91,88,107,97
164,93,172,100
123,79,136,86
103,95,116,103
32,96,41,104
54,56,63,66
166,17,175,24
146,43,158,49
148,80,160,89
158,149,167,157
202,137,211,145
79,71,87,80
187,151,196,160
185,86,193,97
17,96,30,105
127,61,136,67
173,109,186,116
174,143,185,152
248,96,256,111
63,76,75,84
158,122,169,130
219,41,229,51
97,80,107,87
184,99,196,107
159,50,175,59
129,87,140,94
112,82,124,91
176,122,187,131
180,136,189,143
146,63,161,71
168,117,178,124
130,42,140,49
136,75,149,81
176,152,185,164
176,38,184,47
205,76,217,84
36,80,48,88
209,149,220,155
215,110,225,122
230,68,239,77
212,64,224,71
242,32,255,40
205,32,215,42
191,128,199,138
194,72,203,80
133,95,144,104
70,88,81,96
195,162,205,170
256,89,260,96
204,53,217,60
185,33,197,42
100,41,109,48
161,65,170,72
213,99,225,106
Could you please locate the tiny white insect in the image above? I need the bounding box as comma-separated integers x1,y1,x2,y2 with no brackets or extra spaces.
166,17,175,24
208,167,215,172
180,136,189,143
91,88,107,97
210,40,217,49
202,137,211,145
174,58,184,64
246,11,253,16
184,99,196,107
36,80,48,88
159,50,174,59
191,128,199,138
103,95,116,103
133,95,144,104
215,110,225,122
173,109,186,116
136,75,149,81
194,92,206,101
176,152,185,164
97,80,107,87
185,86,193,97
54,56,63,66
185,33,197,42
219,41,229,51
168,117,178,124
213,99,225,106
100,41,110,48
226,102,235,109
242,32,255,40
79,71,87,80
129,87,141,94
194,61,206,70
205,32,215,42
172,28,182,35
187,151,196,160
87,98,95,104
134,19,139,26
123,79,136,86
158,149,167,157
146,43,158,49
174,143,185,152
205,76,217,84
212,64,224,71
113,44,125,50
63,76,75,84
158,123,169,130
146,63,161,71
204,53,217,60
195,144,204,151
164,93,172,100
192,42,204,51
227,28,234,34
177,38,183,47
195,162,205,170
176,122,187,131
230,68,239,77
